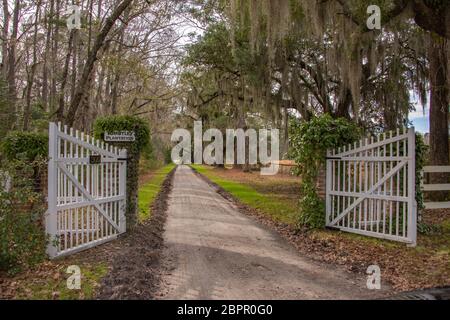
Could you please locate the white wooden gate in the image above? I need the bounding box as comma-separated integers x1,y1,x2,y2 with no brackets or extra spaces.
326,128,417,246
46,122,127,258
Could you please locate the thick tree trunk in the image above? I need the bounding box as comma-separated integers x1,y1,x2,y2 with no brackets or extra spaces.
110,6,129,115
41,0,54,112
65,0,134,126
95,62,106,116
23,2,41,130
50,0,61,113
6,0,20,130
110,73,120,114
335,88,352,119
1,0,9,79
429,36,449,200
70,30,79,104
0,0,11,138
104,67,113,113
411,0,450,40
56,31,75,122
76,69,96,132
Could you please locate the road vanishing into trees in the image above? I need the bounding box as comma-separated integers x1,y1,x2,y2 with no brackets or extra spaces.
157,165,390,300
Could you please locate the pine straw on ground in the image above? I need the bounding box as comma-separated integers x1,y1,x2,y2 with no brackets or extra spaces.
193,168,450,293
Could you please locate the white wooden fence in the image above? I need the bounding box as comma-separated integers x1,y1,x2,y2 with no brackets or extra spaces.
422,166,450,209
46,122,127,258
326,128,417,246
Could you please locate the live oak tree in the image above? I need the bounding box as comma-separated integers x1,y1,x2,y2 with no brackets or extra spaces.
230,0,448,165
182,1,425,132
178,0,449,178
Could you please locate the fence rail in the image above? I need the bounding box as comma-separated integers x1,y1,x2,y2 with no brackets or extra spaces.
422,166,450,209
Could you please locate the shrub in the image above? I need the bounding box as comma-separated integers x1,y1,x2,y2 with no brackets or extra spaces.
415,133,429,232
0,77,13,138
2,131,48,192
2,131,48,162
289,114,361,229
93,115,150,154
0,159,47,274
164,146,173,164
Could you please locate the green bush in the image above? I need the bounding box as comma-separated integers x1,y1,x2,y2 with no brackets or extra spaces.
0,76,13,138
93,115,150,230
93,115,150,155
0,159,47,274
289,114,361,229
2,131,48,193
164,146,173,164
2,131,48,162
415,133,429,233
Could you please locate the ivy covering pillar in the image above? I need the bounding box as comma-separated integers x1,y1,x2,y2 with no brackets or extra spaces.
94,115,150,230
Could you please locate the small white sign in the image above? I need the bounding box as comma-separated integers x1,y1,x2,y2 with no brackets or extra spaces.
104,131,136,142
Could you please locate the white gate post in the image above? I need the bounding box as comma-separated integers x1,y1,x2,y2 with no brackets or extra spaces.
407,127,417,246
119,148,127,234
325,149,332,225
46,122,59,258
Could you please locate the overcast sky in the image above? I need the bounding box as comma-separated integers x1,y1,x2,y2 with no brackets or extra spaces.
409,92,430,133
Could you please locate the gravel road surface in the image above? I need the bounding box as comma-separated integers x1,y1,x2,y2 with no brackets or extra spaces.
158,165,389,300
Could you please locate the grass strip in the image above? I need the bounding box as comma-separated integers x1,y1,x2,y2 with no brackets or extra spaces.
138,163,176,222
191,164,298,225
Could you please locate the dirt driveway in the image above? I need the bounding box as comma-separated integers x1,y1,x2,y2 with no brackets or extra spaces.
157,165,390,300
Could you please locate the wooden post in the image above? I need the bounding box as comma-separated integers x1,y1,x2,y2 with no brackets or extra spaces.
325,150,332,226
46,122,59,258
407,127,417,247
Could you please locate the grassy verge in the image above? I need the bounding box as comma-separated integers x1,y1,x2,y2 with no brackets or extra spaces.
16,262,108,300
191,164,450,291
138,163,176,222
0,259,109,300
191,164,298,225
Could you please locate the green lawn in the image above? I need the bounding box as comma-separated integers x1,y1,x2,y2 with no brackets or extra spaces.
138,163,176,222
15,262,108,300
190,164,298,225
